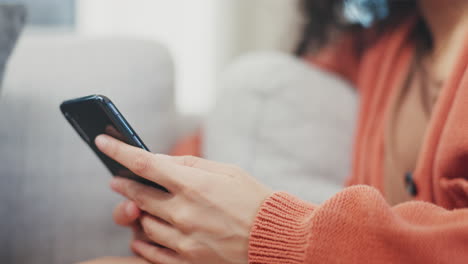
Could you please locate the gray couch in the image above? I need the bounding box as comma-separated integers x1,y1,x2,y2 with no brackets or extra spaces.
0,33,196,263
0,4,25,89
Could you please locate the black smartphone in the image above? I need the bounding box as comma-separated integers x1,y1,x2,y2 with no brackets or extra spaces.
60,95,165,190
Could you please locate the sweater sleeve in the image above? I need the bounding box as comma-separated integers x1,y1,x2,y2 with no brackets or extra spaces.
249,186,468,264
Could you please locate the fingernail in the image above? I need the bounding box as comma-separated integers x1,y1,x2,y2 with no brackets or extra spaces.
95,135,108,149
125,201,137,217
110,178,120,191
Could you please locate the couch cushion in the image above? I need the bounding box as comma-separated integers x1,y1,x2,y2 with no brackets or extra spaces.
0,4,25,91
203,52,358,203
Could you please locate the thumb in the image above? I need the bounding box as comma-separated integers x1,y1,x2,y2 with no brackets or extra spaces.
113,200,141,226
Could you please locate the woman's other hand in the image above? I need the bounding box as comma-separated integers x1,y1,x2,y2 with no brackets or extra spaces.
78,256,150,264
113,200,152,247
96,135,273,264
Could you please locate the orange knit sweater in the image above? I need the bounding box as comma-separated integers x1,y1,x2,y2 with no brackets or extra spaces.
171,18,468,263
247,19,468,263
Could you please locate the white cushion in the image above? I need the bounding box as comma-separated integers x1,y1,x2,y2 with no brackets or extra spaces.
203,52,358,203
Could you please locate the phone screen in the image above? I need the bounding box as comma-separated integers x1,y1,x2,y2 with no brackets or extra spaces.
61,95,165,190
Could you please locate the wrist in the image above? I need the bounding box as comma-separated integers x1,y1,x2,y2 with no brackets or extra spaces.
248,192,316,264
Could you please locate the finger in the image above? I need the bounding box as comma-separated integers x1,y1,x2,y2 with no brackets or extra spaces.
79,256,151,264
95,134,180,191
132,240,184,264
139,214,185,252
132,224,149,242
111,178,175,223
160,154,243,177
113,200,141,226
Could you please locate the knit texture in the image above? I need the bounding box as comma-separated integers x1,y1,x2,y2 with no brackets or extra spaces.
249,187,468,263
249,192,315,264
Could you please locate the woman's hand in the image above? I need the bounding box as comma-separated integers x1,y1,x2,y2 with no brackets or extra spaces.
96,135,273,264
78,256,150,264
113,200,152,248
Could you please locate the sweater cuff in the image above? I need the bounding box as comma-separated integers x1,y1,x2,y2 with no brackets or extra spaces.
248,192,316,264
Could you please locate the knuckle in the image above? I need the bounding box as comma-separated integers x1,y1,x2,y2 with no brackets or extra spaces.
170,209,193,230
180,182,200,198
181,176,211,198
133,153,152,175
182,155,199,167
152,154,167,172
131,187,147,209
177,239,200,257
140,216,157,239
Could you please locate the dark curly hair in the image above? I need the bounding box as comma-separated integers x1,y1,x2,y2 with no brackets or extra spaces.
295,0,431,56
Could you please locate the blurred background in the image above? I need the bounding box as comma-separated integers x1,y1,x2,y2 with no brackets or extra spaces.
0,1,358,263
1,0,300,114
